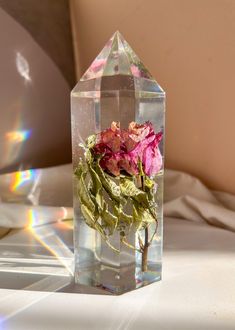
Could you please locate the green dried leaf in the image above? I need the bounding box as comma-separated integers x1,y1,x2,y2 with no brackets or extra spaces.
145,177,155,190
120,210,133,225
81,202,107,239
101,204,118,234
86,134,96,149
94,162,122,203
81,203,119,253
113,205,133,225
80,204,96,229
133,202,155,231
95,189,103,211
75,162,96,214
88,163,102,196
120,177,149,206
84,149,93,163
88,163,107,211
74,159,85,179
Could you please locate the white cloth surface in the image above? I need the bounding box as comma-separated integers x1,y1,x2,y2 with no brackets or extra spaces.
164,169,235,232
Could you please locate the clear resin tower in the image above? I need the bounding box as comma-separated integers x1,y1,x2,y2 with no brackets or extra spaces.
71,31,165,294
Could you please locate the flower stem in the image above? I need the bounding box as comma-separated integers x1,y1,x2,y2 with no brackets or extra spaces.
142,227,149,272
141,174,149,272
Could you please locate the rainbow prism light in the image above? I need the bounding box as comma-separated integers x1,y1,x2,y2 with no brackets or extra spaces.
71,31,165,294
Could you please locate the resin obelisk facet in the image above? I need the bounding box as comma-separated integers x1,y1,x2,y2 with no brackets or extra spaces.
71,31,165,294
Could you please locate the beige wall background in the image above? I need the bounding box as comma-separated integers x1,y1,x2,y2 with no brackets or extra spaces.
70,0,235,194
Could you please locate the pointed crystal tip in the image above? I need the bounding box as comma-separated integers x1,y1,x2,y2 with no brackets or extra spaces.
81,31,155,82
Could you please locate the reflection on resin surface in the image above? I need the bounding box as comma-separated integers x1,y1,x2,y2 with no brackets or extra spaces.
10,168,37,192
16,52,32,83
6,129,31,144
0,168,41,205
2,113,32,170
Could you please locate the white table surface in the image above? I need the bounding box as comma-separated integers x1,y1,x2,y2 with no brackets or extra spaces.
0,218,235,330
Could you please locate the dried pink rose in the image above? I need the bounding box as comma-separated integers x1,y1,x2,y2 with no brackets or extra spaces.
128,121,152,142
128,124,162,177
92,121,162,177
99,121,120,153
100,153,120,176
119,153,138,176
142,132,163,176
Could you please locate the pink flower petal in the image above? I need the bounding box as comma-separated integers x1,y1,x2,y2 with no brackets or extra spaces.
92,121,163,177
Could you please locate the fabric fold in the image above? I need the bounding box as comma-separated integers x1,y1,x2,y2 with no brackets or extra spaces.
164,169,235,232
